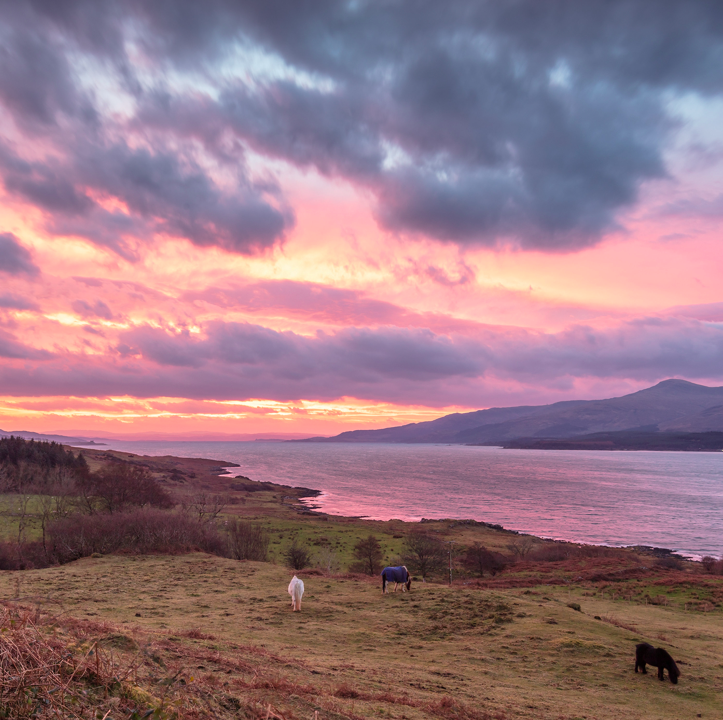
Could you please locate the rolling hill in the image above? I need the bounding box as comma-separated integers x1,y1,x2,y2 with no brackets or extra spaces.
302,379,723,445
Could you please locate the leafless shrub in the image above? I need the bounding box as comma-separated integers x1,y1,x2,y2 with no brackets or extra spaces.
701,556,723,574
527,543,572,562
656,555,684,570
314,547,341,575
334,683,360,699
49,508,228,562
227,518,269,561
0,540,48,571
77,462,173,514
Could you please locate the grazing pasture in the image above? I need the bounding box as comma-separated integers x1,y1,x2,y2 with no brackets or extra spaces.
2,552,722,719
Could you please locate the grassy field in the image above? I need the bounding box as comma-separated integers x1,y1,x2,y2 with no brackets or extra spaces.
2,553,723,719
1,447,722,719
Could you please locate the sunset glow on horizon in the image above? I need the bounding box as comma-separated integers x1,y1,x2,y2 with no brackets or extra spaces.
1,2,723,439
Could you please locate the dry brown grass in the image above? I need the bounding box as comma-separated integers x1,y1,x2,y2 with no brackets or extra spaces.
3,551,722,720
0,604,147,719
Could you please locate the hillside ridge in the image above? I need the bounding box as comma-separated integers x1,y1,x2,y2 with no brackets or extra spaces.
300,379,723,444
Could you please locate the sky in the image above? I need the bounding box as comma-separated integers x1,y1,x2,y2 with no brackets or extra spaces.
1,0,723,439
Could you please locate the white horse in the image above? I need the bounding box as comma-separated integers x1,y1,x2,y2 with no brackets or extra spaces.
288,575,304,611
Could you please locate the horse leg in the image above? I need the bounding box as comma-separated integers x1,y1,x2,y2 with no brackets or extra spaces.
658,666,665,681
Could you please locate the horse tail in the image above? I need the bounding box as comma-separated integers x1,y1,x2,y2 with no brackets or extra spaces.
381,570,387,594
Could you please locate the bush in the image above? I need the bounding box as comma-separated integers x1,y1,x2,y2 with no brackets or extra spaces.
48,508,227,563
0,540,50,571
462,542,507,576
402,531,445,579
78,462,174,514
701,556,723,574
227,518,269,561
350,534,383,575
284,541,311,570
656,555,684,570
527,544,572,563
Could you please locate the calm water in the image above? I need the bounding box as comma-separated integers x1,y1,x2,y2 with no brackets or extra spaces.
95,441,723,559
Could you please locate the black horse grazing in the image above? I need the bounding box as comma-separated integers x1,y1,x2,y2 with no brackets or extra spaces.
635,643,680,684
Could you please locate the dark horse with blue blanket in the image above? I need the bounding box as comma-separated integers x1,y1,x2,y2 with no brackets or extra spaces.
635,643,680,684
381,566,411,594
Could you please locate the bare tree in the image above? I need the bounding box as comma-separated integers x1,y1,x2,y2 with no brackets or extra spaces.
49,467,77,518
462,541,507,577
315,547,341,575
351,535,384,575
10,494,33,566
402,531,445,579
188,493,228,523
506,536,535,561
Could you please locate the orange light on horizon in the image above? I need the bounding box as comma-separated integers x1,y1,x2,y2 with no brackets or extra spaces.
0,395,469,437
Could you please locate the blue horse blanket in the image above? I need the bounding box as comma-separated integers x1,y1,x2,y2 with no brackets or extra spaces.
382,566,409,583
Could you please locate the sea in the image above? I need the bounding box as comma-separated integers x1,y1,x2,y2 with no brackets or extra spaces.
94,441,723,560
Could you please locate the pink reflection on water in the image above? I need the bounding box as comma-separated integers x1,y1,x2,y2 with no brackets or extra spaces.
102,440,723,559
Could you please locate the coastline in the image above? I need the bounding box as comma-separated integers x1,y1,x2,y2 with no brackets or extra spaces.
73,444,707,561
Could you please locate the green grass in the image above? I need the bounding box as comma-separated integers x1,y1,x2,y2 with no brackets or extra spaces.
0,494,48,541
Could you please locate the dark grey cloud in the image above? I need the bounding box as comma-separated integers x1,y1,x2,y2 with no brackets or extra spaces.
484,318,723,383
122,316,723,394
0,328,53,360
0,25,96,128
0,233,39,276
0,1,722,251
0,315,722,405
127,0,708,250
118,321,485,390
71,299,113,320
0,137,293,257
0,293,39,311
0,147,94,215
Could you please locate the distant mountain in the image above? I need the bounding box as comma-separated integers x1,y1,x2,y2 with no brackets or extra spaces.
0,429,104,445
301,380,723,444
